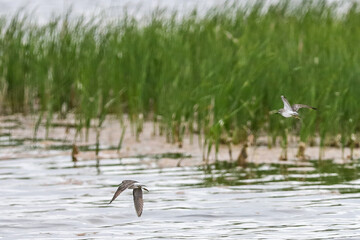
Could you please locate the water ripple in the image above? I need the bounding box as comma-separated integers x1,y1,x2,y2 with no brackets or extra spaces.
0,156,360,239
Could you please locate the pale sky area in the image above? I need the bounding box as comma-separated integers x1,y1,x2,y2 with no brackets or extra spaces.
0,0,356,23
0,0,243,23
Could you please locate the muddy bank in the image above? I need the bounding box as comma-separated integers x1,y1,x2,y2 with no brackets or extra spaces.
0,114,358,168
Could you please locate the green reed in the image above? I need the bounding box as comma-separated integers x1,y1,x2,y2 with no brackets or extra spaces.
0,1,360,158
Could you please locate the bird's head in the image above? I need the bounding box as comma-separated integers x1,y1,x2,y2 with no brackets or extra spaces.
276,109,285,115
137,184,149,192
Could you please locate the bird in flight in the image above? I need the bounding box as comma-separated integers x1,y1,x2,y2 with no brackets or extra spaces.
109,180,149,217
276,95,317,119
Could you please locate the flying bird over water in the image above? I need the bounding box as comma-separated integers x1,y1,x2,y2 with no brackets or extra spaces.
276,95,317,119
109,180,149,217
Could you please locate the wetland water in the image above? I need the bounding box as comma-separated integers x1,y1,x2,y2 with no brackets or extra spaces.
1,155,360,239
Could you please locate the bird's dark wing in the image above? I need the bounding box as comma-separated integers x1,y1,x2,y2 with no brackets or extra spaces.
133,188,144,217
109,180,138,204
292,104,317,112
281,96,292,111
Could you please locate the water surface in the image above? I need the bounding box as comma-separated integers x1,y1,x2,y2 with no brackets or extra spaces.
1,155,360,239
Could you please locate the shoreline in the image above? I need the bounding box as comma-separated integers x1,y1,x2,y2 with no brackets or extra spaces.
0,114,358,168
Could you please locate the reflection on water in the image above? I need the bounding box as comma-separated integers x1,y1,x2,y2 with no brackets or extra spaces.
203,160,360,189
1,155,360,239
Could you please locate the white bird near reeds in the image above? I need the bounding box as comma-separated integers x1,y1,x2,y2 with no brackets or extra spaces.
109,180,149,217
274,95,317,119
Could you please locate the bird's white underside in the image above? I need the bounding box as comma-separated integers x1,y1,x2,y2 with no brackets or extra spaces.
281,111,298,118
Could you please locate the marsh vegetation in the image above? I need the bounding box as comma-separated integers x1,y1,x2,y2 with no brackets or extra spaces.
0,1,360,160
2,2,360,238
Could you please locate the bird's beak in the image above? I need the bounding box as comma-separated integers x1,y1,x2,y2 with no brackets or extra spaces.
143,187,149,192
294,115,301,120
